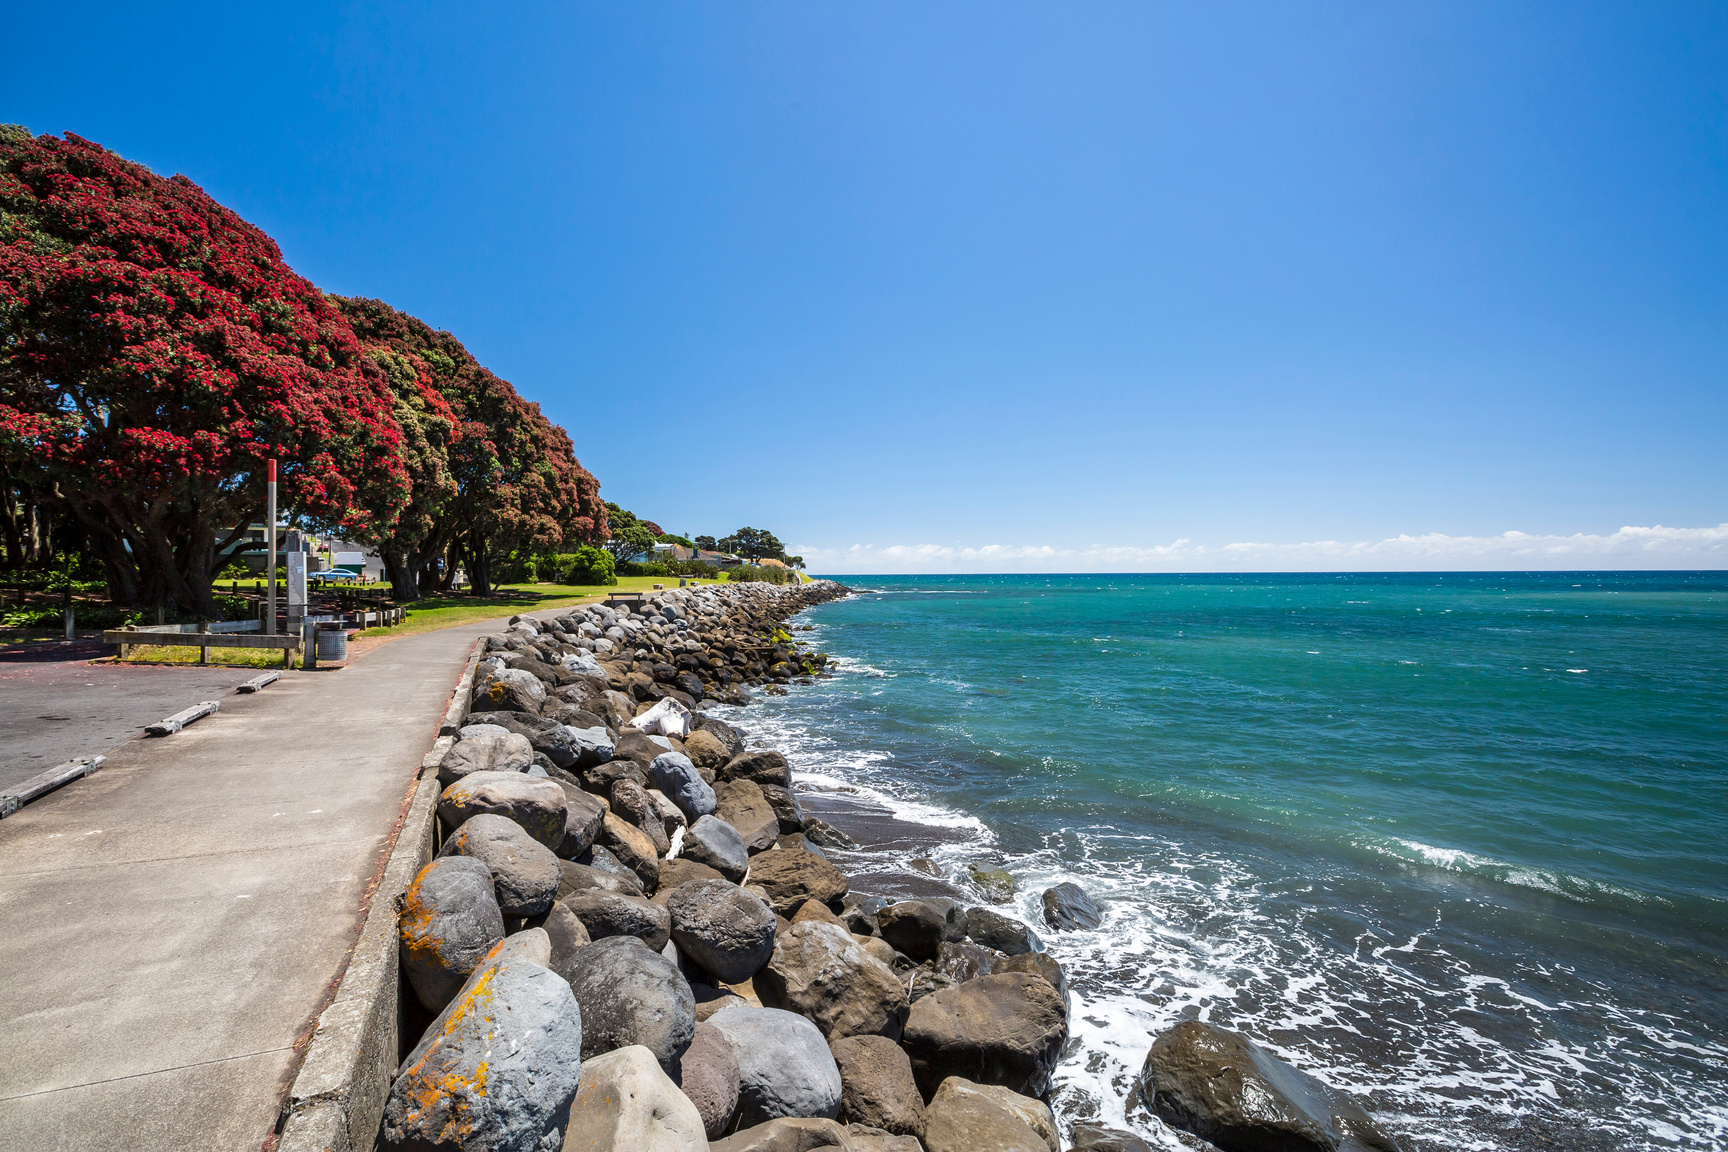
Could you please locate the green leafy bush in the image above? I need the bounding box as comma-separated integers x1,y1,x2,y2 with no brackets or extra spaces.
728,565,796,585
560,545,616,586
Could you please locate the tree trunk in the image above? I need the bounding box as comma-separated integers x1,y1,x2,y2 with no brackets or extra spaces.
466,533,492,597
384,549,419,601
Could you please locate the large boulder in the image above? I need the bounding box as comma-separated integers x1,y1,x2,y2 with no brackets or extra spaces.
875,901,944,962
399,856,506,1013
1069,1125,1155,1152
680,815,750,883
715,779,779,854
657,857,728,891
1040,882,1102,931
829,1034,926,1138
381,956,581,1152
930,1078,1056,1152
666,879,777,985
616,729,674,772
845,1127,921,1152
559,935,695,1073
758,784,805,834
649,752,718,822
439,812,562,918
920,1076,1046,1152
707,1005,843,1127
900,972,1067,1098
564,887,673,951
474,668,546,715
523,899,591,969
964,908,1041,956
562,1043,708,1152
440,771,567,851
755,922,907,1041
674,1020,741,1140
680,728,732,773
612,779,673,856
719,749,791,788
1132,1021,1401,1152
555,784,608,859
537,723,615,771
710,1118,849,1151
996,952,1071,1018
600,812,663,892
582,757,650,796
438,731,534,785
744,849,848,916
695,717,745,759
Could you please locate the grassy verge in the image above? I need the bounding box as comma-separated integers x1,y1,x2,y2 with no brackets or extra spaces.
117,644,292,669
350,575,702,640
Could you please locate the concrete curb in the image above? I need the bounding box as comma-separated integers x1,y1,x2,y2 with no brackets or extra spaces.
276,636,484,1152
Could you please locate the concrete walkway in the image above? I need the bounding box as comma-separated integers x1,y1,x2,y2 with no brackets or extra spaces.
0,613,530,1151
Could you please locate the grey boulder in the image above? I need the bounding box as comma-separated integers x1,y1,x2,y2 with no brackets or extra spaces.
564,887,672,951
755,922,907,1041
1070,1124,1156,1152
538,723,615,771
559,935,695,1073
965,908,1041,956
648,751,718,822
666,878,777,985
1133,1020,1401,1152
440,771,567,851
612,778,672,856
562,1043,708,1152
707,1005,843,1126
715,778,779,854
438,731,534,785
381,956,581,1152
561,859,645,900
555,784,608,859
679,814,750,883
439,812,562,918
399,856,505,1013
876,901,944,962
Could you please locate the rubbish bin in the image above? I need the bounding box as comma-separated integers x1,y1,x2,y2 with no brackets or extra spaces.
315,627,349,664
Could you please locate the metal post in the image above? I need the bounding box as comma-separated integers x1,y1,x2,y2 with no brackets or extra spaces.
266,459,277,635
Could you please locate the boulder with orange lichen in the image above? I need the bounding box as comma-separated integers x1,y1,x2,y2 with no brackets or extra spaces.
401,856,507,1014
381,955,583,1151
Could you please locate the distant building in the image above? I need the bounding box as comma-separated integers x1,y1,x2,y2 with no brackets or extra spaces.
698,550,743,568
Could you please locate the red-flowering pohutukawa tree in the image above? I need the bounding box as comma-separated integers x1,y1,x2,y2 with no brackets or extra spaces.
0,128,410,615
332,296,606,597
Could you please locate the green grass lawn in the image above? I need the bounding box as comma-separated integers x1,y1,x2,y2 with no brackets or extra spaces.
351,575,714,639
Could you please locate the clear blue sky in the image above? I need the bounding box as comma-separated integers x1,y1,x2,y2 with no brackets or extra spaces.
8,2,1726,570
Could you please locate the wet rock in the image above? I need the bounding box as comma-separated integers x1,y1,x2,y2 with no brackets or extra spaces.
920,898,970,943
399,856,506,1013
720,749,791,788
555,783,608,859
559,935,695,1073
965,908,1041,956
934,940,1003,984
755,921,907,1041
612,779,673,856
997,951,1071,1018
1040,882,1102,931
563,1043,708,1151
801,819,856,851
966,864,1017,904
829,1033,926,1138
1069,1124,1156,1152
1132,1021,1401,1152
600,812,662,892
921,1076,1046,1152
560,859,644,900
381,956,581,1152
716,778,780,853
839,896,885,936
674,1020,741,1139
930,1077,1056,1152
778,833,825,859
438,731,534,785
680,814,750,882
708,1005,843,1126
876,901,944,962
439,770,567,851
648,751,719,823
666,878,777,984
439,813,561,918
908,858,941,878
745,848,849,916
564,887,673,951
901,972,1068,1098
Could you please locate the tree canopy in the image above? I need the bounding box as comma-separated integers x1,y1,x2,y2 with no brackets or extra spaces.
719,526,784,560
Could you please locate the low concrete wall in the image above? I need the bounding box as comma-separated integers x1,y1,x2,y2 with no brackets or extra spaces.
275,637,484,1152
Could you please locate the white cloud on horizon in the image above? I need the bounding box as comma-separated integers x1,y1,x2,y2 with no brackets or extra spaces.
793,523,1728,573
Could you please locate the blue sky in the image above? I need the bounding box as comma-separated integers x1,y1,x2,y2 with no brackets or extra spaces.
7,2,1726,570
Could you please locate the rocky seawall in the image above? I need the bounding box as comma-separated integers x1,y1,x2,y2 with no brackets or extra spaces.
380,579,1406,1152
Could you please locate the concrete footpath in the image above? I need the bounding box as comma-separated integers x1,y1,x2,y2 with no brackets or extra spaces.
0,613,535,1151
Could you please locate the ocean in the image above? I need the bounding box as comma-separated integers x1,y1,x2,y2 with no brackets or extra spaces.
718,572,1728,1151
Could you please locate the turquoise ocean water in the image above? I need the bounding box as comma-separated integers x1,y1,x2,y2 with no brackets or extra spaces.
733,572,1727,1150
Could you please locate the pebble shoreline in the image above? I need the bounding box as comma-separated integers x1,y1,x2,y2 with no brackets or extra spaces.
381,579,1407,1152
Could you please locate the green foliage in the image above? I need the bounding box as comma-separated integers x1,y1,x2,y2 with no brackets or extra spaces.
718,527,785,560
2,603,143,629
559,545,616,585
603,502,657,563
694,535,717,551
216,561,252,580
727,565,796,585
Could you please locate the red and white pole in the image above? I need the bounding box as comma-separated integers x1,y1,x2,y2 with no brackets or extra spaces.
266,459,278,636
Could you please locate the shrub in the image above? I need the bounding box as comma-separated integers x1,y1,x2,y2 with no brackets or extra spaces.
728,565,796,585
561,545,616,586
